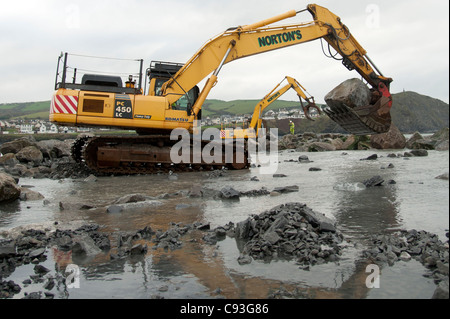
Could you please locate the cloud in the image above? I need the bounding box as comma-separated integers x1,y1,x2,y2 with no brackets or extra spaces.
0,0,448,104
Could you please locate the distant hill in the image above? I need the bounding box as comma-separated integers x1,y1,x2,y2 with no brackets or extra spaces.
201,99,308,117
0,91,448,133
0,101,50,120
390,91,449,133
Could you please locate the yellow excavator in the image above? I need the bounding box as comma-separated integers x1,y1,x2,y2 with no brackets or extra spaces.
220,76,321,139
50,4,393,174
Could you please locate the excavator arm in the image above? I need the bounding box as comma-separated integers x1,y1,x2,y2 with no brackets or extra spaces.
162,4,392,134
248,76,321,132
222,76,321,139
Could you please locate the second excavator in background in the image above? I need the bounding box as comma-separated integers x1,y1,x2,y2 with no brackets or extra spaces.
220,76,321,139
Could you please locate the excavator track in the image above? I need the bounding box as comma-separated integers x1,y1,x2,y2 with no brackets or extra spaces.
73,135,249,175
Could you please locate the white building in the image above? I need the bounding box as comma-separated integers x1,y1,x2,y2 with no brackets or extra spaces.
20,124,34,134
39,123,58,134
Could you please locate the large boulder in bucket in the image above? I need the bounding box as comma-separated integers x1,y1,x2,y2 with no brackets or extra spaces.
324,78,392,135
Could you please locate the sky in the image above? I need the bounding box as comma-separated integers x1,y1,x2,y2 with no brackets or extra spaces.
0,0,449,105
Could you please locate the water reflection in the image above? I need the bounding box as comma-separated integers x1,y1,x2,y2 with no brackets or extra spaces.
331,159,401,239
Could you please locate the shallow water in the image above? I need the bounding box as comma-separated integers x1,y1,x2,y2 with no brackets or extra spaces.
1,149,448,299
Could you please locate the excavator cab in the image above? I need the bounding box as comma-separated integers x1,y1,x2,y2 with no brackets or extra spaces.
148,61,200,116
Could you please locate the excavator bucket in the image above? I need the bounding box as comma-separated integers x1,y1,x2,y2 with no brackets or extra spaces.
323,78,392,135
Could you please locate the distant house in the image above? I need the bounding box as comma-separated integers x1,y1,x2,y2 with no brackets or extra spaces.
20,124,34,134
263,110,276,120
39,123,58,134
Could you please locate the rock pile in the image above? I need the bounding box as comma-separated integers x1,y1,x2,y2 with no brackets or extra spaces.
225,203,344,267
406,128,449,151
0,136,93,179
0,223,154,298
188,185,299,200
363,229,449,299
279,127,449,152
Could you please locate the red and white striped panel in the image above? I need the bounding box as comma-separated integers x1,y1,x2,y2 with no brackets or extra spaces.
51,95,78,114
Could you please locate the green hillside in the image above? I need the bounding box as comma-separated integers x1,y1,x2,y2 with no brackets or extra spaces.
0,91,448,133
0,101,50,120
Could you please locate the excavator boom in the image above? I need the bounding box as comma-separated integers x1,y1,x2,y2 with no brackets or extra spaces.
160,4,392,134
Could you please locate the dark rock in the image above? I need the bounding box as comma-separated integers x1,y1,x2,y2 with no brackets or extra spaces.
114,193,150,204
263,231,281,245
363,175,384,187
34,265,51,275
214,227,227,238
370,122,406,149
0,280,21,298
298,155,312,163
0,240,17,258
0,137,36,155
273,174,287,178
202,233,218,245
0,172,21,202
435,173,449,180
43,278,55,291
406,132,424,149
410,149,428,157
298,205,336,233
240,188,270,197
403,152,413,157
0,153,19,167
308,142,336,152
72,235,102,256
22,291,41,299
219,187,240,200
309,167,322,171
272,185,299,194
432,279,449,299
361,154,378,161
28,248,46,259
19,187,45,201
235,218,252,240
196,223,211,231
130,244,147,255
36,139,72,159
15,146,44,166
237,254,252,265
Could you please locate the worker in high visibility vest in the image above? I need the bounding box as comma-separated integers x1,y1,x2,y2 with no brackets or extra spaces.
289,120,295,135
